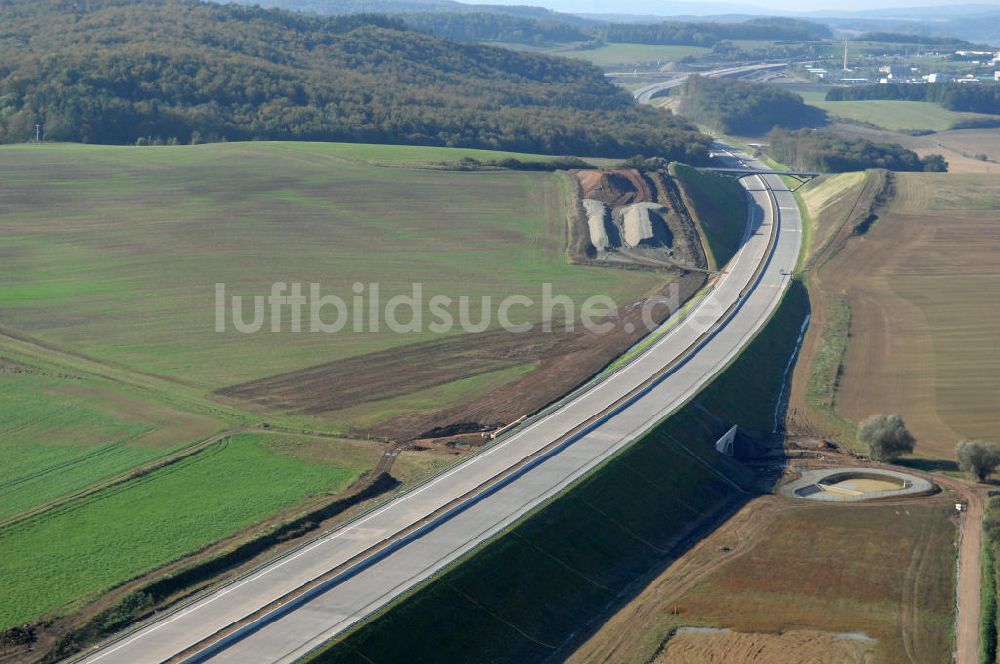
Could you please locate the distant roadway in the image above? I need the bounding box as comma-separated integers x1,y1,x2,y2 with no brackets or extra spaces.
73,117,802,664
631,62,787,104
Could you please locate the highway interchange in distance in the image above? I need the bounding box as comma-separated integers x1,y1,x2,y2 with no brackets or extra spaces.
73,72,803,664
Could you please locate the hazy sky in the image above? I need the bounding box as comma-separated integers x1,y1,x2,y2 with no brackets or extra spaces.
474,0,1000,14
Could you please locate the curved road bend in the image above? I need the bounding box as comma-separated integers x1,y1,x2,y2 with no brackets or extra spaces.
632,63,787,104
73,148,801,664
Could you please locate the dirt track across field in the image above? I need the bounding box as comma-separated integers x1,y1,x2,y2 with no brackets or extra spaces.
938,475,985,664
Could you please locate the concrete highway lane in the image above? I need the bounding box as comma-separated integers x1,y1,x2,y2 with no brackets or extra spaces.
72,146,801,664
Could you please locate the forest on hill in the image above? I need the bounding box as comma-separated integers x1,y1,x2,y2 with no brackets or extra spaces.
677,75,827,135
769,128,948,172
0,0,711,160
229,1,830,47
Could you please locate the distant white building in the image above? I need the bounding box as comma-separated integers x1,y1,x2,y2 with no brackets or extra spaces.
925,73,939,83
995,71,1000,81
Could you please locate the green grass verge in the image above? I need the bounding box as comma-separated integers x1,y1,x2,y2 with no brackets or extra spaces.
982,496,1000,664
0,433,370,629
305,279,810,663
982,537,997,664
669,162,747,269
806,294,849,412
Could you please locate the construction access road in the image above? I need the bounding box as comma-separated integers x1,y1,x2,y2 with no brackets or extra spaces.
72,145,802,664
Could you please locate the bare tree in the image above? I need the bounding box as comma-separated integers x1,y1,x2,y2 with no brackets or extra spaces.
857,414,915,462
957,440,1000,482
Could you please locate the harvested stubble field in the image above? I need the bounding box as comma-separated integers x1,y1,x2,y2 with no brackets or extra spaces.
790,171,1000,457
569,495,956,664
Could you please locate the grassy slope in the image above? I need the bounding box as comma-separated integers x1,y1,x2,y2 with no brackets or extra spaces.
799,91,995,132
307,279,810,663
0,142,658,390
0,432,377,629
785,172,873,444
669,163,747,270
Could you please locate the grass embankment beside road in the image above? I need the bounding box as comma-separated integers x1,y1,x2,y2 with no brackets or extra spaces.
785,170,887,448
307,277,810,664
0,432,376,630
670,162,748,270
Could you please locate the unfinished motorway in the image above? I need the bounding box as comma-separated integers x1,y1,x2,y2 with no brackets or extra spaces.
72,143,803,664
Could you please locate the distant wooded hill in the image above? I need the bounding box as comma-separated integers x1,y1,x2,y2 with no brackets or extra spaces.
0,0,710,160
677,75,827,135
230,0,831,46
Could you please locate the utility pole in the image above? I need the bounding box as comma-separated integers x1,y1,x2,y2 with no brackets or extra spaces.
843,40,849,71
34,124,41,143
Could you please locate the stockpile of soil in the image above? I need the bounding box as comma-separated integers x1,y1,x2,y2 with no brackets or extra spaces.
577,169,653,206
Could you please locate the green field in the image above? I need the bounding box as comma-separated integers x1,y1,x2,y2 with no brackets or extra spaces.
0,141,670,638
552,43,709,67
0,142,657,390
799,91,995,132
0,432,376,629
0,365,224,522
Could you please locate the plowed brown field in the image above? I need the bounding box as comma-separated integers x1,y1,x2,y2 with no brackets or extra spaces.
569,495,956,664
789,172,1000,457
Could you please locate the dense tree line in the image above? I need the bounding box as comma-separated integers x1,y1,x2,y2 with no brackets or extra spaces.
234,1,830,48
0,0,712,161
677,75,827,135
856,31,973,47
400,12,589,45
600,18,831,47
826,83,1000,115
769,128,948,172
